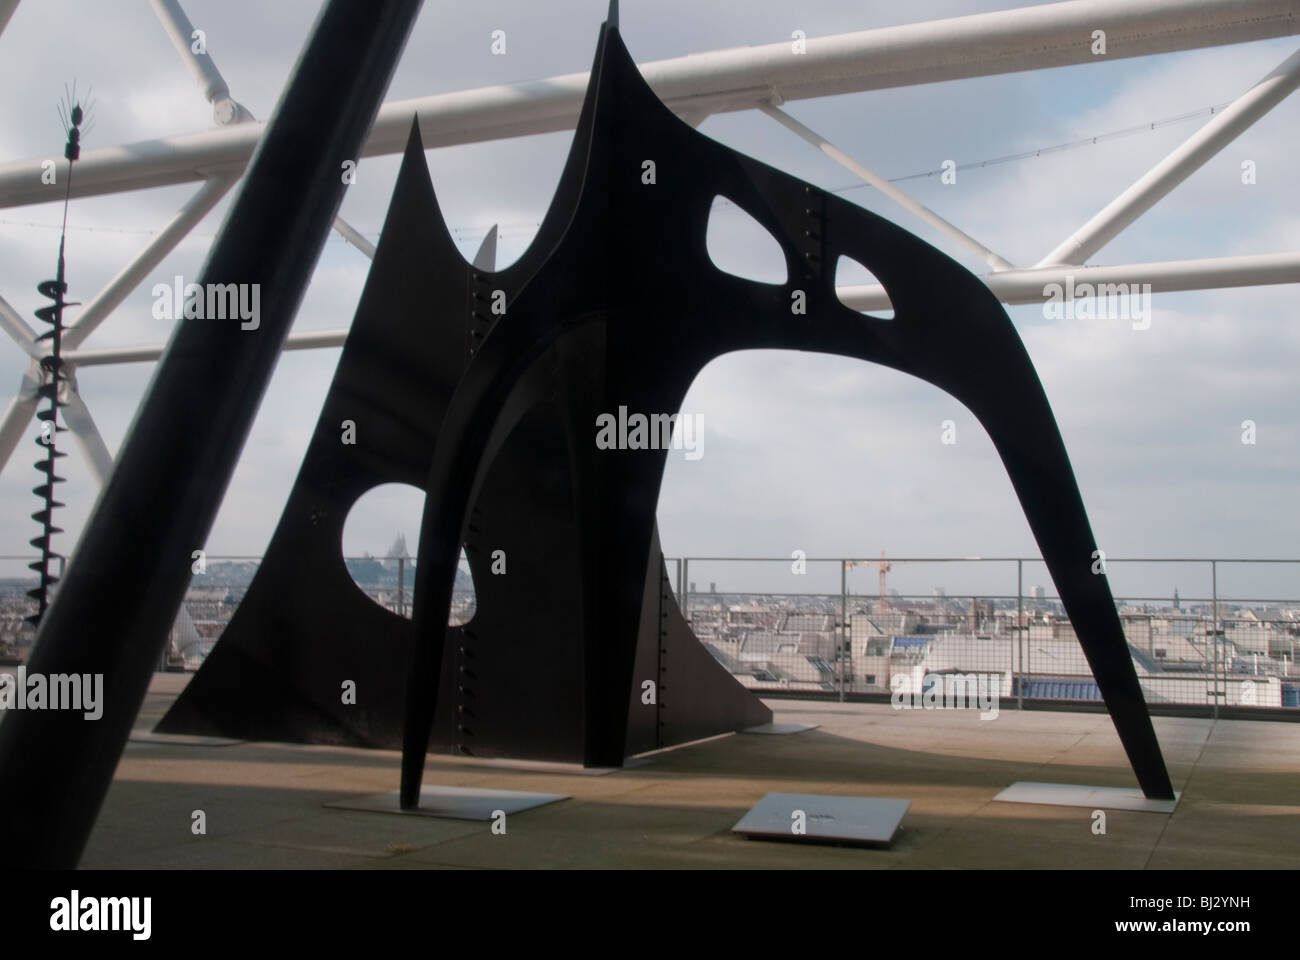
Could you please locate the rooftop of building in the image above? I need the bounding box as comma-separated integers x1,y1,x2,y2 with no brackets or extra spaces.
75,673,1300,869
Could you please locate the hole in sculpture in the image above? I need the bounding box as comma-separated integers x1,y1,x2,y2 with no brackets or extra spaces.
705,195,788,284
341,482,476,624
835,254,894,319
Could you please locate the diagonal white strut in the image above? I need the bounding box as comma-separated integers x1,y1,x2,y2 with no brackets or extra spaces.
0,293,41,359
59,379,112,487
65,176,236,350
760,102,1015,272
0,362,43,474
0,0,19,41
332,217,376,259
148,0,252,125
1037,46,1300,267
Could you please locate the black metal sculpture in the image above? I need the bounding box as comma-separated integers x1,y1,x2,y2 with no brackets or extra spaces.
7,0,1173,870
393,8,1174,804
157,105,772,761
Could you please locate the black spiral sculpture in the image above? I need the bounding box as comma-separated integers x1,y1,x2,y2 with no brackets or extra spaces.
27,89,90,626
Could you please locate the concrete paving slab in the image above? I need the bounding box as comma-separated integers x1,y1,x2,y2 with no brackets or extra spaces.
400,797,746,869
238,809,485,858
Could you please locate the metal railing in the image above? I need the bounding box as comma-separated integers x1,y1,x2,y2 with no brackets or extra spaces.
0,554,475,671
669,556,1300,718
0,552,1295,716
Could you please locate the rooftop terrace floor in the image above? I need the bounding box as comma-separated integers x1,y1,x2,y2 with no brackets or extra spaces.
81,673,1300,869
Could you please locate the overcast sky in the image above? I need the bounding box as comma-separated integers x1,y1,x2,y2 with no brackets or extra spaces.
0,0,1296,602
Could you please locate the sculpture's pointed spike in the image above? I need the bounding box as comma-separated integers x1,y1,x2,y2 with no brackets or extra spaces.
607,0,618,28
384,111,464,267
404,115,424,156
472,225,498,272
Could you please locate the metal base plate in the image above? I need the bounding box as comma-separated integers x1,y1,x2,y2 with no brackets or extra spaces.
994,781,1180,813
732,792,910,847
741,722,819,735
325,786,568,821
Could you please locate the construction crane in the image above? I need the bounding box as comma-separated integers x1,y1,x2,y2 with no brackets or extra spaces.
848,551,892,611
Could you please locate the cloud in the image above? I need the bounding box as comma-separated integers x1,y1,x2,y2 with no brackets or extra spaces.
0,0,1293,605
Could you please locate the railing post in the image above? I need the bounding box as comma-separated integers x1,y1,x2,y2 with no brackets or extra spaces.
840,559,848,702
397,556,405,618
1016,558,1024,710
1212,559,1219,720
682,558,689,625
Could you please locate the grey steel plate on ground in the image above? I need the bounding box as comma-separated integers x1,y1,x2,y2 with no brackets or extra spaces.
994,781,1180,813
732,792,910,847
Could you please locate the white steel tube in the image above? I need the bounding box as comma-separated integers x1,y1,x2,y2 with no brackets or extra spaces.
0,293,41,358
60,385,114,486
65,176,236,350
761,102,1014,271
148,0,231,105
332,217,376,259
1038,46,1300,266
0,364,42,475
3,0,1297,207
840,251,1300,311
0,0,20,40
